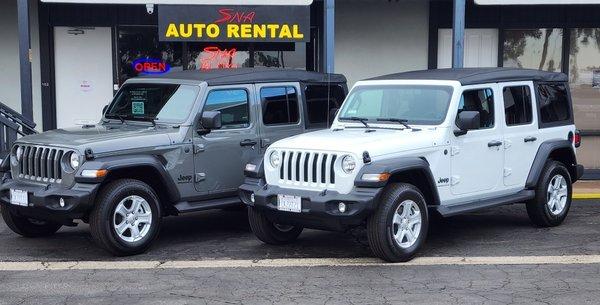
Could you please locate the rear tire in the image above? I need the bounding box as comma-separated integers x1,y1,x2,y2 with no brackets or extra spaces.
526,161,572,227
248,207,303,245
1,206,61,237
367,183,429,262
89,179,162,256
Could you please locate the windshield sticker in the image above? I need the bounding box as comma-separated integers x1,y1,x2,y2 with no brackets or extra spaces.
132,101,145,115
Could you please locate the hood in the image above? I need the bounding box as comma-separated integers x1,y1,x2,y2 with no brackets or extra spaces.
271,127,448,157
17,123,180,154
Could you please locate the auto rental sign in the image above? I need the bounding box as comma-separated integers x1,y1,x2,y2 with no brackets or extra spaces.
158,5,310,42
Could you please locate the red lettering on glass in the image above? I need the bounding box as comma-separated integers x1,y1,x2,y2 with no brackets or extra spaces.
200,46,238,70
215,8,256,24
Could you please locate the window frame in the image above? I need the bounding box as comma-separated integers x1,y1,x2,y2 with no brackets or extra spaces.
456,87,496,130
534,81,575,129
260,85,301,126
201,87,252,131
502,84,535,127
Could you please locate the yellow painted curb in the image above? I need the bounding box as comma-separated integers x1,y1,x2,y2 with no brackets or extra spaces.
572,194,600,199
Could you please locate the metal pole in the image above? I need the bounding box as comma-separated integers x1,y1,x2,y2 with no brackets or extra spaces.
324,0,335,73
452,0,466,68
17,0,33,120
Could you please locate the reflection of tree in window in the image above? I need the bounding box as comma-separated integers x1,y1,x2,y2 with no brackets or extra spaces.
503,29,562,71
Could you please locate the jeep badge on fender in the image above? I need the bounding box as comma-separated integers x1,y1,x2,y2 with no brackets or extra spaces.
240,68,584,263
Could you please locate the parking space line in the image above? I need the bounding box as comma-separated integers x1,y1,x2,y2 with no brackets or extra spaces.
1,255,600,271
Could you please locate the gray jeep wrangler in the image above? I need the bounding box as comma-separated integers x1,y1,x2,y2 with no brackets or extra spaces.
0,68,347,255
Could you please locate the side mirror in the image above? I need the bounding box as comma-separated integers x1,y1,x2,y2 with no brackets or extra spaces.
198,111,222,135
329,108,339,125
454,111,480,136
102,105,108,115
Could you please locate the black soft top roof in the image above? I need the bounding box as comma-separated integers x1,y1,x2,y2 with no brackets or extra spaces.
368,68,568,85
139,68,346,86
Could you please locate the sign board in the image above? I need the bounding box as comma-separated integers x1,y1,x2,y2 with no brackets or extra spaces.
158,5,310,42
475,0,600,4
41,0,313,5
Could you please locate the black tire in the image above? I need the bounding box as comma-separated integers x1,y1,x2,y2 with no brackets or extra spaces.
89,179,162,256
0,206,61,237
367,183,429,262
526,161,572,227
247,207,303,245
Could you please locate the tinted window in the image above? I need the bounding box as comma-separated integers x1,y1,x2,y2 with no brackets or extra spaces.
538,83,571,124
305,85,346,127
503,86,533,126
204,89,250,129
261,87,299,125
458,88,495,128
107,84,198,123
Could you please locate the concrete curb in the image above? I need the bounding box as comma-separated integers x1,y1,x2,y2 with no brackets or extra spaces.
572,194,600,200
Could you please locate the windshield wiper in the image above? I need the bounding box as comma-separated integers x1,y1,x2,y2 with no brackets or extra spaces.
339,116,371,128
376,118,413,130
105,114,126,124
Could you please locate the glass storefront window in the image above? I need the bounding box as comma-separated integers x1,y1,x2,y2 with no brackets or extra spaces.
187,43,251,70
503,29,563,72
569,28,600,131
118,26,183,85
254,43,306,69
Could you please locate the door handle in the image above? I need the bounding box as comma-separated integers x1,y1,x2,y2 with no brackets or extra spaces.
524,136,537,143
240,139,257,147
488,140,503,147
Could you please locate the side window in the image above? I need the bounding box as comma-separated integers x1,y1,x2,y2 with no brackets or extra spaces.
503,85,533,126
204,89,250,129
537,83,571,124
261,86,299,125
457,88,495,129
304,84,346,128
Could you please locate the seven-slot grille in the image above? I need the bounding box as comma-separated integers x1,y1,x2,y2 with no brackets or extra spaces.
15,145,65,183
278,150,337,186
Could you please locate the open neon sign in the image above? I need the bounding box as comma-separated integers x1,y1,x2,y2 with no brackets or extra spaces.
132,58,171,74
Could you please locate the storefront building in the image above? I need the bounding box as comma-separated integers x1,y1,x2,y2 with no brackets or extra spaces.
1,0,600,174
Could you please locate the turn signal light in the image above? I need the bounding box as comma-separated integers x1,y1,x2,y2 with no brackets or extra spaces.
361,173,391,182
81,169,108,178
574,130,581,148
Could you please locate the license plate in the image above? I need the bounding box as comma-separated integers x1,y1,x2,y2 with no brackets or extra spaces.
10,189,29,207
277,194,302,213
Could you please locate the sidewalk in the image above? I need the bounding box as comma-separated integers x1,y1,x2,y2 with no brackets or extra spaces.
573,180,600,199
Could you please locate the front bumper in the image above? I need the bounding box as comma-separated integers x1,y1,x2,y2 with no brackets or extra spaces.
0,174,100,224
239,178,383,231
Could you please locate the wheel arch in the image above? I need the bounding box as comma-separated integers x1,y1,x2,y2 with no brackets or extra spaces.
526,140,579,188
355,157,441,207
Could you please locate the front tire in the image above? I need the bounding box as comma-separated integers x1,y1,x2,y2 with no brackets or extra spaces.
89,179,162,256
248,207,303,245
1,206,61,237
367,183,429,262
526,161,572,227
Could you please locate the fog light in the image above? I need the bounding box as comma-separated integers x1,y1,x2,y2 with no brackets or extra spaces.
59,198,65,207
338,202,347,213
250,193,255,203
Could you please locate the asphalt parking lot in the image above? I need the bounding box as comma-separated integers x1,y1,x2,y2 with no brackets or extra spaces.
1,200,599,305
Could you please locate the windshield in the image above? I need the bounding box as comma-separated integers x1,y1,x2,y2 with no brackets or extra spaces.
338,85,454,125
106,83,199,123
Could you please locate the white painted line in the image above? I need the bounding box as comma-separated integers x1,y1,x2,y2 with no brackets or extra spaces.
1,255,600,271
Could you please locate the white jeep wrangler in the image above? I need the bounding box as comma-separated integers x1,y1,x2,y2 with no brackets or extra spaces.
240,68,584,262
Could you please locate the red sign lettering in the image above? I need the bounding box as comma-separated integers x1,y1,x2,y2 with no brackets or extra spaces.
214,8,256,24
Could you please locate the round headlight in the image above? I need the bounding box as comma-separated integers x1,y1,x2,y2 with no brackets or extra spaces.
15,146,23,162
269,151,281,168
69,152,80,170
341,155,357,174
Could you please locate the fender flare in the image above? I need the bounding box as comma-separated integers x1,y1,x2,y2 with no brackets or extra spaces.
76,154,181,202
355,157,441,206
525,140,579,188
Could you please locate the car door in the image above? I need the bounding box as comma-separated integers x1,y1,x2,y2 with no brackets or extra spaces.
192,84,260,197
255,82,305,152
500,81,540,188
450,84,504,198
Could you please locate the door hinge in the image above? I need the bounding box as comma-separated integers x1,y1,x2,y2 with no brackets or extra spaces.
451,175,460,186
504,140,512,149
504,168,512,177
451,146,460,156
195,173,206,183
194,144,205,154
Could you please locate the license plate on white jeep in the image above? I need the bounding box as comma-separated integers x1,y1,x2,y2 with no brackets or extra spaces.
277,195,302,213
10,189,28,207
